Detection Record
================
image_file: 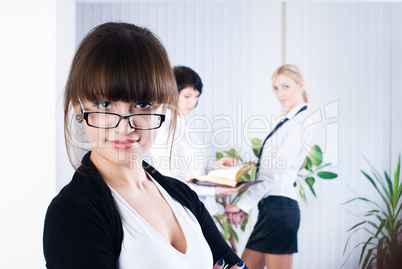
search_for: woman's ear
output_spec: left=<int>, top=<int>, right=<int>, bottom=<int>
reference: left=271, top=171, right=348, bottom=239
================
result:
left=72, top=100, right=84, bottom=123
left=162, top=96, right=170, bottom=113
left=298, top=81, right=305, bottom=94
left=299, top=81, right=305, bottom=89
left=71, top=100, right=81, bottom=115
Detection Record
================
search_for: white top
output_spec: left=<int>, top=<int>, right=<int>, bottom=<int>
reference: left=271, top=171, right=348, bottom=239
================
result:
left=109, top=175, right=213, bottom=268
left=147, top=110, right=219, bottom=215
left=237, top=103, right=314, bottom=213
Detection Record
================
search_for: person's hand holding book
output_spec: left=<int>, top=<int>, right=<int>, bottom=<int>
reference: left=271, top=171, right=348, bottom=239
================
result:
left=225, top=204, right=246, bottom=228
left=215, top=183, right=246, bottom=196
left=211, top=157, right=237, bottom=170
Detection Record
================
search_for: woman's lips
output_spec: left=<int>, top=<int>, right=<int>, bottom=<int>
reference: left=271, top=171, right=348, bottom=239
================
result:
left=108, top=140, right=138, bottom=150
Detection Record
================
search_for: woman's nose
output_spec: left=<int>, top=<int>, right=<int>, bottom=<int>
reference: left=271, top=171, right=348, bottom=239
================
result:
left=117, top=118, right=135, bottom=134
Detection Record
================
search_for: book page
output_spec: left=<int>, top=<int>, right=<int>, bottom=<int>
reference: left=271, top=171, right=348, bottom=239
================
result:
left=207, top=167, right=239, bottom=181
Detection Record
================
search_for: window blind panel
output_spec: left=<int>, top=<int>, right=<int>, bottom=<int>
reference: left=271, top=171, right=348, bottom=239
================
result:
left=286, top=3, right=394, bottom=269
left=391, top=4, right=402, bottom=173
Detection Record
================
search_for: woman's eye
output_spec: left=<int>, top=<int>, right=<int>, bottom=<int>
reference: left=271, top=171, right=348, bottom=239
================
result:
left=136, top=102, right=153, bottom=109
left=94, top=101, right=113, bottom=109
left=284, top=85, right=289, bottom=89
left=273, top=87, right=278, bottom=91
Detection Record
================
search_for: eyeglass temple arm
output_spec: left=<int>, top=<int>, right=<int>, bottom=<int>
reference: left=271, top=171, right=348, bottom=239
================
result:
left=77, top=98, right=84, bottom=115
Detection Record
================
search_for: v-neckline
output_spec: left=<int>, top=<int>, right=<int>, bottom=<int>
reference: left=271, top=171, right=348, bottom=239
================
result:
left=109, top=175, right=189, bottom=256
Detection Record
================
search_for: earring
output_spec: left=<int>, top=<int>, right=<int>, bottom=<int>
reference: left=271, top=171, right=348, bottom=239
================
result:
left=76, top=114, right=83, bottom=123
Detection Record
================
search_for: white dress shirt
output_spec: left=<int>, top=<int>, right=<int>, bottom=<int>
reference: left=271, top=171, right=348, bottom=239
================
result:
left=147, top=110, right=219, bottom=215
left=110, top=175, right=213, bottom=268
left=236, top=103, right=313, bottom=213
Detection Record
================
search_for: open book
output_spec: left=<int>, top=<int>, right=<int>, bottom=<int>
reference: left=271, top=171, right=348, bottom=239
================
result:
left=186, top=165, right=262, bottom=188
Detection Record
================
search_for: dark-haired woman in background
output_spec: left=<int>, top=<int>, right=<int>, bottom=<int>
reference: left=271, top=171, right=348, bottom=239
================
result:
left=149, top=65, right=242, bottom=216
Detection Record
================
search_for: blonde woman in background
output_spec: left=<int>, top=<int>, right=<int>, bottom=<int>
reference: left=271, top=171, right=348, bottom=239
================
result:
left=226, top=64, right=313, bottom=269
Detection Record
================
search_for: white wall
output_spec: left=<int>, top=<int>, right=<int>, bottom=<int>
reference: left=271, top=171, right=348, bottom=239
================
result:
left=0, top=1, right=56, bottom=268
left=0, top=1, right=399, bottom=268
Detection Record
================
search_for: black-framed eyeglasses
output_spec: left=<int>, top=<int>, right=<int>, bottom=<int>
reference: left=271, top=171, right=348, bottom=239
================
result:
left=79, top=102, right=165, bottom=130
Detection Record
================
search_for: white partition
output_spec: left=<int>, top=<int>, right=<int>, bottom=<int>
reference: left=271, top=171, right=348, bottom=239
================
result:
left=286, top=2, right=401, bottom=268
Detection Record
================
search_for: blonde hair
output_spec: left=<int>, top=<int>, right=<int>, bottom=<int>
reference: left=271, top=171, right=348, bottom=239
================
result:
left=272, top=64, right=308, bottom=103
left=64, top=22, right=178, bottom=169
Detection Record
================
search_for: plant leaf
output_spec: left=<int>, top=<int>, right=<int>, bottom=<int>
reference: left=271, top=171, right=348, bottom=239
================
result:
left=363, top=209, right=380, bottom=217
left=305, top=157, right=313, bottom=171
left=238, top=173, right=251, bottom=183
left=295, top=180, right=307, bottom=203
left=240, top=214, right=249, bottom=232
left=362, top=170, right=393, bottom=218
left=342, top=242, right=366, bottom=268
left=305, top=176, right=315, bottom=186
left=317, top=171, right=338, bottom=179
left=224, top=148, right=243, bottom=163
left=342, top=197, right=381, bottom=209
left=316, top=162, right=332, bottom=170
left=229, top=225, right=239, bottom=243
left=221, top=217, right=230, bottom=241
left=362, top=248, right=374, bottom=269
left=309, top=145, right=323, bottom=166
left=347, top=221, right=366, bottom=232
left=384, top=171, right=394, bottom=207
left=251, top=138, right=262, bottom=157
left=299, top=158, right=307, bottom=172
left=305, top=176, right=316, bottom=197
left=216, top=152, right=224, bottom=160
left=394, top=154, right=401, bottom=202
left=393, top=155, right=401, bottom=214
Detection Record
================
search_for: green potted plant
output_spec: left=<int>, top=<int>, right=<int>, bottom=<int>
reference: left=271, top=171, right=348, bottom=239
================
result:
left=343, top=154, right=401, bottom=269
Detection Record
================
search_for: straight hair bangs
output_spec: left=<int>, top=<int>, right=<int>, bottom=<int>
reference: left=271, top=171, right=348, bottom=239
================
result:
left=66, top=23, right=177, bottom=106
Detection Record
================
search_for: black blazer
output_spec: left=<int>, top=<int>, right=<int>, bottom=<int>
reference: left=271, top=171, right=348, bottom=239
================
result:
left=43, top=152, right=240, bottom=268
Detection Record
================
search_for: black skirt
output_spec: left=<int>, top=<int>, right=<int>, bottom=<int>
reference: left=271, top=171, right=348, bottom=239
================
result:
left=245, top=195, right=300, bottom=254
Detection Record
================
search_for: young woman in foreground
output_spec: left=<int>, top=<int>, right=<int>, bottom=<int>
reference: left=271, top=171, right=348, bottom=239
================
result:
left=226, top=64, right=313, bottom=269
left=43, top=22, right=246, bottom=269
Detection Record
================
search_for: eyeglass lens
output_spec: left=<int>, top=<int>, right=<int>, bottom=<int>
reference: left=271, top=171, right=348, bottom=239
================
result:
left=87, top=113, right=161, bottom=129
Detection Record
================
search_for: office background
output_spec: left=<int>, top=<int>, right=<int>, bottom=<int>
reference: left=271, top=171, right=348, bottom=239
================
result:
left=1, top=0, right=401, bottom=268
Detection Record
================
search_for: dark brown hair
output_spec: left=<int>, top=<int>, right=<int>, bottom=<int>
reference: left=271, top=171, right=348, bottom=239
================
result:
left=64, top=22, right=178, bottom=168
left=173, top=66, right=203, bottom=95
